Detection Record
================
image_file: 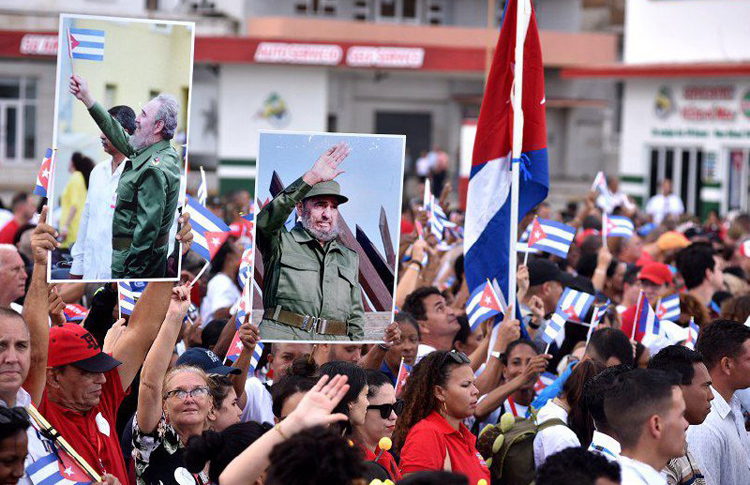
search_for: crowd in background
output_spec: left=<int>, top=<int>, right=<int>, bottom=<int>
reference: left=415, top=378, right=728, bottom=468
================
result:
left=2, top=155, right=750, bottom=485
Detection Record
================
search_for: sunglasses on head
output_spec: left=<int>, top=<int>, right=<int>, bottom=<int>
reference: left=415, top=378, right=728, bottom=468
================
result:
left=444, top=350, right=470, bottom=365
left=367, top=399, right=404, bottom=419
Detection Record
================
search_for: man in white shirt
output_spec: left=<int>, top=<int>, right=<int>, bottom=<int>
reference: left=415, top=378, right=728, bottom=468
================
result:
left=687, top=320, right=750, bottom=485
left=605, top=369, right=689, bottom=485
left=646, top=179, right=685, bottom=225
left=70, top=105, right=135, bottom=280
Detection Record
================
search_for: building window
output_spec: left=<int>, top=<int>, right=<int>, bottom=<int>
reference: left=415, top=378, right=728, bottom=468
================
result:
left=376, top=0, right=421, bottom=23
left=426, top=0, right=446, bottom=25
left=295, top=0, right=337, bottom=15
left=354, top=0, right=370, bottom=20
left=0, top=77, right=37, bottom=164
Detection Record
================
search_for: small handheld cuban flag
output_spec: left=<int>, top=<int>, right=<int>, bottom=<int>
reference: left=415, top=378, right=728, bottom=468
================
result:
left=225, top=330, right=243, bottom=364
left=34, top=148, right=54, bottom=197
left=466, top=280, right=503, bottom=331
left=592, top=299, right=610, bottom=325
left=685, top=317, right=699, bottom=349
left=527, top=217, right=576, bottom=258
left=197, top=166, right=207, bottom=206
left=604, top=215, right=635, bottom=238
left=185, top=194, right=231, bottom=261
left=118, top=281, right=146, bottom=316
left=635, top=290, right=661, bottom=339
left=238, top=247, right=253, bottom=290
left=63, top=303, right=88, bottom=322
left=235, top=274, right=252, bottom=329
left=541, top=311, right=567, bottom=347
left=26, top=449, right=93, bottom=485
left=557, top=287, right=596, bottom=324
left=591, top=171, right=609, bottom=194
left=656, top=294, right=681, bottom=322
left=68, top=27, right=105, bottom=61
left=250, top=342, right=264, bottom=374
left=534, top=371, right=557, bottom=393
left=395, top=357, right=412, bottom=397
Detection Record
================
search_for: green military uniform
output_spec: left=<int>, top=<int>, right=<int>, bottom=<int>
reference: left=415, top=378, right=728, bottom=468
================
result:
left=88, top=102, right=181, bottom=279
left=257, top=176, right=365, bottom=341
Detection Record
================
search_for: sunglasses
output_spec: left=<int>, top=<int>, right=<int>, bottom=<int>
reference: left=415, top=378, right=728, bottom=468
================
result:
left=367, top=400, right=404, bottom=419
left=0, top=406, right=29, bottom=425
left=443, top=350, right=470, bottom=365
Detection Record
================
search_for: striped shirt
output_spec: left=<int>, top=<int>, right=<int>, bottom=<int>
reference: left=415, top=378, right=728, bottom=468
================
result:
left=664, top=447, right=707, bottom=485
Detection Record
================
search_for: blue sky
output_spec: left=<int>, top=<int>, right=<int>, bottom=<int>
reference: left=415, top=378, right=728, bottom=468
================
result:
left=256, top=131, right=405, bottom=258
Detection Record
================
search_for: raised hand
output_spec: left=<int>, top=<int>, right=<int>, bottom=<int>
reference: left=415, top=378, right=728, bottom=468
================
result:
left=47, top=285, right=66, bottom=326
left=517, top=264, right=530, bottom=301
left=520, top=353, right=552, bottom=385
left=68, top=74, right=95, bottom=108
left=239, top=317, right=261, bottom=351
left=176, top=212, right=193, bottom=256
left=284, top=374, right=350, bottom=433
left=30, top=206, right=59, bottom=266
left=303, top=142, right=351, bottom=186
left=167, top=285, right=191, bottom=319
left=381, top=321, right=401, bottom=349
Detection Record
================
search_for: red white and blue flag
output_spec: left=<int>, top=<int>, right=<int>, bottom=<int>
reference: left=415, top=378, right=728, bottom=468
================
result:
left=34, top=148, right=54, bottom=197
left=225, top=330, right=243, bottom=363
left=185, top=194, right=231, bottom=261
left=604, top=215, right=635, bottom=239
left=635, top=290, right=661, bottom=339
left=466, top=280, right=503, bottom=331
left=685, top=318, right=699, bottom=349
left=26, top=446, right=93, bottom=485
left=238, top=247, right=253, bottom=290
left=656, top=293, right=681, bottom=322
left=395, top=357, right=413, bottom=397
left=543, top=288, right=595, bottom=346
left=63, top=303, right=88, bottom=322
left=527, top=217, right=576, bottom=258
left=464, top=0, right=548, bottom=338
left=118, top=281, right=146, bottom=316
left=68, top=27, right=105, bottom=62
left=235, top=272, right=252, bottom=329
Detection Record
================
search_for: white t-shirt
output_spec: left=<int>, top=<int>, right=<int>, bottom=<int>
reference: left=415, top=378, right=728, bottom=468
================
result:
left=200, top=272, right=241, bottom=324
left=241, top=377, right=274, bottom=425
left=646, top=194, right=685, bottom=224
left=533, top=399, right=580, bottom=468
left=416, top=343, right=437, bottom=363
left=618, top=455, right=668, bottom=485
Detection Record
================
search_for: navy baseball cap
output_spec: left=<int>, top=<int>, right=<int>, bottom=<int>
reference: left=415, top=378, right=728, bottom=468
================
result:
left=175, top=348, right=241, bottom=375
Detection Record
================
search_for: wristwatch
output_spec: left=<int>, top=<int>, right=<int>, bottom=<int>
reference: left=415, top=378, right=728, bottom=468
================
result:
left=491, top=350, right=504, bottom=362
left=528, top=317, right=541, bottom=330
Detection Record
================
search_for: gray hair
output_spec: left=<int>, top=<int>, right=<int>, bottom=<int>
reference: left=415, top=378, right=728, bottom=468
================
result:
left=153, top=94, right=179, bottom=140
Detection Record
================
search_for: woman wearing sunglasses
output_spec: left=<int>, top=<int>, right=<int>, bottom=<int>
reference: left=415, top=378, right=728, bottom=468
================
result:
left=133, top=287, right=214, bottom=485
left=351, top=370, right=404, bottom=481
left=394, top=350, right=489, bottom=484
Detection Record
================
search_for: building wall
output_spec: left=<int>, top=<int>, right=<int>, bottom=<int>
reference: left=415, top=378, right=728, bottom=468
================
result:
left=624, top=0, right=750, bottom=64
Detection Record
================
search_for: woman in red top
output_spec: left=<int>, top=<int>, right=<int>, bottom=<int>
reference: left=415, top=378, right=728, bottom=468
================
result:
left=394, top=350, right=490, bottom=484
left=352, top=370, right=403, bottom=481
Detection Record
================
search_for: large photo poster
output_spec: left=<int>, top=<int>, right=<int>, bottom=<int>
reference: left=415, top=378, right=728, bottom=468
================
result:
left=47, top=14, right=194, bottom=282
left=251, top=131, right=405, bottom=343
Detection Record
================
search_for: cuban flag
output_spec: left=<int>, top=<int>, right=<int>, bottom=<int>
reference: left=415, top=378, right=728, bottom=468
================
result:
left=466, top=281, right=503, bottom=331
left=225, top=330, right=243, bottom=364
left=557, top=287, right=596, bottom=324
left=541, top=310, right=567, bottom=346
left=591, top=171, right=609, bottom=194
left=635, top=290, right=661, bottom=339
left=464, top=0, right=549, bottom=335
left=63, top=303, right=88, bottom=322
left=26, top=449, right=92, bottom=485
left=250, top=342, right=264, bottom=374
left=185, top=194, right=231, bottom=261
left=656, top=293, right=681, bottom=322
left=592, top=300, right=610, bottom=325
left=34, top=148, right=54, bottom=197
left=395, top=358, right=413, bottom=397
left=118, top=281, right=146, bottom=316
left=527, top=217, right=576, bottom=258
left=235, top=274, right=252, bottom=329
left=238, top=247, right=253, bottom=290
left=197, top=166, right=207, bottom=206
left=604, top=215, right=634, bottom=238
left=534, top=371, right=557, bottom=393
left=68, top=27, right=105, bottom=61
left=427, top=195, right=455, bottom=240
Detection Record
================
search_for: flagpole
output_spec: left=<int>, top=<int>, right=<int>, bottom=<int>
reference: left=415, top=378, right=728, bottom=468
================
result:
left=586, top=304, right=598, bottom=343
left=189, top=260, right=210, bottom=288
left=632, top=291, right=642, bottom=340
left=508, top=0, right=531, bottom=308
left=116, top=284, right=122, bottom=321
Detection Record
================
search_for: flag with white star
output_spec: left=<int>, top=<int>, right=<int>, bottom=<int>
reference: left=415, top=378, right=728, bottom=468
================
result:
left=34, top=148, right=54, bottom=197
left=185, top=194, right=231, bottom=261
left=466, top=280, right=504, bottom=331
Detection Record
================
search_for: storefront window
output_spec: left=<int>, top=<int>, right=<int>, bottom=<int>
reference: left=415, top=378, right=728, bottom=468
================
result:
left=0, top=77, right=38, bottom=164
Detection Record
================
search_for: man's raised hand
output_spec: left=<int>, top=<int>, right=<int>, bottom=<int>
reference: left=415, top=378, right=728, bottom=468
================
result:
left=303, top=142, right=351, bottom=186
left=68, top=74, right=95, bottom=109
left=31, top=206, right=59, bottom=266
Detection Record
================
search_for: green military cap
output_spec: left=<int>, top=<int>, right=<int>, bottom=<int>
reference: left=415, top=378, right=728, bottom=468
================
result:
left=303, top=180, right=348, bottom=204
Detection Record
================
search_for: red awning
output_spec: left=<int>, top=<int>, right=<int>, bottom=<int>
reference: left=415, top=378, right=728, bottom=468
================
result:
left=561, top=62, right=750, bottom=79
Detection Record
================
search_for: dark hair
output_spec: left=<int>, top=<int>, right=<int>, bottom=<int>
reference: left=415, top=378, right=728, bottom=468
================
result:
left=265, top=426, right=366, bottom=485
left=10, top=192, right=28, bottom=212
left=583, top=364, right=631, bottom=434
left=719, top=295, right=750, bottom=323
left=502, top=338, right=538, bottom=365
left=211, top=240, right=239, bottom=276
left=183, top=421, right=272, bottom=484
left=70, top=152, right=95, bottom=189
left=207, top=374, right=234, bottom=409
left=648, top=345, right=705, bottom=385
left=0, top=407, right=30, bottom=441
left=108, top=105, right=136, bottom=135
left=587, top=328, right=634, bottom=367
left=452, top=315, right=472, bottom=347
left=395, top=311, right=421, bottom=340
left=398, top=471, right=470, bottom=485
left=623, top=263, right=640, bottom=286
left=318, top=361, right=368, bottom=430
left=392, top=350, right=467, bottom=450
left=11, top=223, right=35, bottom=247
left=271, top=356, right=317, bottom=418
left=401, top=286, right=443, bottom=321
left=604, top=369, right=681, bottom=449
left=365, top=369, right=393, bottom=399
left=634, top=341, right=648, bottom=367
left=562, top=359, right=606, bottom=447
left=200, top=318, right=227, bottom=350
left=535, top=447, right=621, bottom=485
left=695, top=319, right=750, bottom=372
left=675, top=242, right=716, bottom=290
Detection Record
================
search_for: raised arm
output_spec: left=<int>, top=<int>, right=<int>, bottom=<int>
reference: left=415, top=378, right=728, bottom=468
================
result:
left=112, top=281, right=173, bottom=391
left=137, top=286, right=190, bottom=434
left=69, top=74, right=135, bottom=158
left=22, top=206, right=58, bottom=405
left=229, top=318, right=260, bottom=410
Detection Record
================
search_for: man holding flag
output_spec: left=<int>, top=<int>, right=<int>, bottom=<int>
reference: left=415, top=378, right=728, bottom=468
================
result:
left=464, top=0, right=549, bottom=346
left=69, top=74, right=182, bottom=279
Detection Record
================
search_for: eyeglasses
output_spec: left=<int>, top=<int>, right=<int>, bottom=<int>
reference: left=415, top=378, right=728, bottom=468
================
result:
left=444, top=350, right=470, bottom=365
left=0, top=406, right=29, bottom=424
left=164, top=386, right=210, bottom=401
left=367, top=400, right=404, bottom=419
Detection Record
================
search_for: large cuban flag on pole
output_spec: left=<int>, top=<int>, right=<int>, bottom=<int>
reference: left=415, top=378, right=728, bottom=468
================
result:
left=464, top=0, right=549, bottom=339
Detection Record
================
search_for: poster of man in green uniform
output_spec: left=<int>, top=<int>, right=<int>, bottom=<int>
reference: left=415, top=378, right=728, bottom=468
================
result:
left=48, top=15, right=194, bottom=282
left=254, top=132, right=405, bottom=342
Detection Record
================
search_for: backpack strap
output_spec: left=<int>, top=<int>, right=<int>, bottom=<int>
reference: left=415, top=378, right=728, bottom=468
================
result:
left=537, top=417, right=568, bottom=432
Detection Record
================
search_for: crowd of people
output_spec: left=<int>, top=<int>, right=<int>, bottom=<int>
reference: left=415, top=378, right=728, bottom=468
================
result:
left=2, top=167, right=750, bottom=485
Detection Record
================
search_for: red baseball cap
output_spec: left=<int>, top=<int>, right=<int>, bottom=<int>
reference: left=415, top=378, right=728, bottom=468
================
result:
left=48, top=323, right=121, bottom=373
left=638, top=262, right=673, bottom=286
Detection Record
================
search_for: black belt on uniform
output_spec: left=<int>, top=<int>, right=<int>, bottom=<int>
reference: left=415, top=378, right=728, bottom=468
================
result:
left=263, top=307, right=348, bottom=336
left=112, top=233, right=170, bottom=251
